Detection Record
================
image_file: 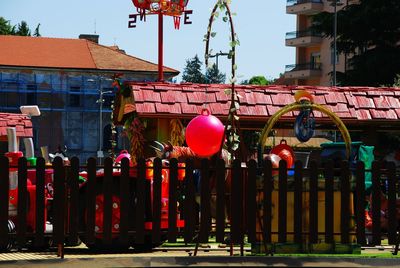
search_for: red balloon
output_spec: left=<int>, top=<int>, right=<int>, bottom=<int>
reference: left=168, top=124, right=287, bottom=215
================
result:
left=185, top=109, right=225, bottom=157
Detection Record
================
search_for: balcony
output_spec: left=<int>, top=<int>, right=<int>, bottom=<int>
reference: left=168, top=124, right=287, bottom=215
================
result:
left=284, top=62, right=322, bottom=79
left=286, top=0, right=324, bottom=15
left=285, top=30, right=323, bottom=47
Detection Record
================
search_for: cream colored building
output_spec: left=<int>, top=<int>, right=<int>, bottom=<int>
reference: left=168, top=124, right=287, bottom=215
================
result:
left=284, top=0, right=358, bottom=86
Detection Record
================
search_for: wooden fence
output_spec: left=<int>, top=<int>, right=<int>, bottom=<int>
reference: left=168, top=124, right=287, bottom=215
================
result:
left=0, top=156, right=399, bottom=257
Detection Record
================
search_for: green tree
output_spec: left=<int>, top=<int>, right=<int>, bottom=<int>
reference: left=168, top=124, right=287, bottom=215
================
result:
left=0, top=17, right=15, bottom=35
left=205, top=63, right=226, bottom=84
left=15, top=21, right=31, bottom=36
left=182, top=55, right=206, bottom=83
left=248, top=76, right=270, bottom=85
left=311, top=0, right=400, bottom=86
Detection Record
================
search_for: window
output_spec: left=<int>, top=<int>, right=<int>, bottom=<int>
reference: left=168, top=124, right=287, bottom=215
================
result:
left=69, top=86, right=81, bottom=107
left=26, top=84, right=37, bottom=105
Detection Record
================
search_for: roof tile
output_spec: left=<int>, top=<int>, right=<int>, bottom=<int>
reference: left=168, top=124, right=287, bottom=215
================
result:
left=325, top=92, right=347, bottom=104
left=136, top=103, right=155, bottom=113
left=387, top=96, right=400, bottom=108
left=181, top=103, right=201, bottom=114
left=253, top=92, right=272, bottom=105
left=370, top=110, right=394, bottom=119
left=373, top=96, right=391, bottom=109
left=355, top=109, right=372, bottom=120
left=141, top=90, right=161, bottom=102
left=355, top=96, right=375, bottom=109
left=155, top=103, right=182, bottom=114
left=187, top=92, right=216, bottom=104
left=270, top=94, right=293, bottom=106
left=161, top=91, right=187, bottom=103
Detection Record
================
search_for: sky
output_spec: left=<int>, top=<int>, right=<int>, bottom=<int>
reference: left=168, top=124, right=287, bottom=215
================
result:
left=1, top=0, right=296, bottom=83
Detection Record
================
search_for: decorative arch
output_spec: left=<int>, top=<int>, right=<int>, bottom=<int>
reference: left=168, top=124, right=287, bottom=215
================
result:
left=259, top=102, right=352, bottom=158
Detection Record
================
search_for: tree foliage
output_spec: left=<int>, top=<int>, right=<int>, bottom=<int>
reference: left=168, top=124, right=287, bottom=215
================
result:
left=205, top=63, right=226, bottom=84
left=0, top=17, right=41, bottom=37
left=311, top=0, right=400, bottom=86
left=182, top=55, right=206, bottom=83
left=248, top=76, right=271, bottom=86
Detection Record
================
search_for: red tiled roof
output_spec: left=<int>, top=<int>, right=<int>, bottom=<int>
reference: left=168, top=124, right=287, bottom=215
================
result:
left=0, top=35, right=179, bottom=74
left=125, top=82, right=400, bottom=127
left=0, top=113, right=33, bottom=140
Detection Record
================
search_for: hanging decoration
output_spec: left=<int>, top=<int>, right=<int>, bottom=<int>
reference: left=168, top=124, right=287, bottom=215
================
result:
left=294, top=90, right=315, bottom=142
left=129, top=0, right=192, bottom=81
left=204, top=0, right=241, bottom=159
left=185, top=108, right=225, bottom=158
left=170, top=118, right=185, bottom=146
left=259, top=90, right=353, bottom=159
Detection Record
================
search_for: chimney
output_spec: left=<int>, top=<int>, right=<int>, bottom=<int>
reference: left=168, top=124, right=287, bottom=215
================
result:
left=79, top=34, right=99, bottom=44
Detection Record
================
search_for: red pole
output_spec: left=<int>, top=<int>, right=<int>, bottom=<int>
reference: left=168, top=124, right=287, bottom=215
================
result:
left=158, top=11, right=164, bottom=82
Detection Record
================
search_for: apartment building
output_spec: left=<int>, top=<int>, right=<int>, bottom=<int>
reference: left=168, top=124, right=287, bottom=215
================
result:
left=284, top=0, right=356, bottom=86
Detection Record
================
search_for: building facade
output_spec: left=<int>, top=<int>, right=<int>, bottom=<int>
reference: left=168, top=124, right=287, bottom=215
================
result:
left=0, top=35, right=179, bottom=162
left=284, top=0, right=358, bottom=86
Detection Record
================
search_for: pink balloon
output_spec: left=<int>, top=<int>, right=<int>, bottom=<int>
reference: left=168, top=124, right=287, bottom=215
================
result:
left=185, top=109, right=225, bottom=157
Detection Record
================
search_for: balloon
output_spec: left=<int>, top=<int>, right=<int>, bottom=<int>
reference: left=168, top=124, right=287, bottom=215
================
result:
left=185, top=109, right=225, bottom=158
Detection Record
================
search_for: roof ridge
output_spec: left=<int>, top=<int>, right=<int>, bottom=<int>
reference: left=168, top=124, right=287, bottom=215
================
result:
left=84, top=39, right=98, bottom=69
left=88, top=40, right=179, bottom=73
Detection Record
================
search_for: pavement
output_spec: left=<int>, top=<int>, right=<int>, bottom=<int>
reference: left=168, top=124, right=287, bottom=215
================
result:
left=1, top=244, right=400, bottom=267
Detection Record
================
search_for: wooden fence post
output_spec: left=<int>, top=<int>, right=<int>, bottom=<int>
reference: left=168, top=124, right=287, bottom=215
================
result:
left=294, top=160, right=303, bottom=244
left=151, top=158, right=162, bottom=245
left=387, top=161, right=397, bottom=245
left=246, top=159, right=257, bottom=244
left=309, top=161, right=318, bottom=244
left=0, top=157, right=10, bottom=250
left=371, top=161, right=381, bottom=246
left=52, top=157, right=65, bottom=258
left=168, top=158, right=178, bottom=243
left=67, top=157, right=79, bottom=246
left=278, top=160, right=287, bottom=243
left=340, top=161, right=350, bottom=244
left=215, top=158, right=226, bottom=244
left=324, top=160, right=334, bottom=244
left=355, top=161, right=366, bottom=245
left=199, top=159, right=211, bottom=243
left=263, top=159, right=273, bottom=244
left=17, top=157, right=27, bottom=249
left=183, top=158, right=195, bottom=244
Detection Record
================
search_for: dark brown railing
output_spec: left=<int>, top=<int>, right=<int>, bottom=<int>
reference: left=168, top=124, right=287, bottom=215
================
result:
left=0, top=156, right=399, bottom=257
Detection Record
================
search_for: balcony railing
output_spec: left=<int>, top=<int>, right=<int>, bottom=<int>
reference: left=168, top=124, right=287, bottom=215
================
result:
left=287, top=0, right=323, bottom=6
left=285, top=30, right=322, bottom=40
left=285, top=62, right=322, bottom=72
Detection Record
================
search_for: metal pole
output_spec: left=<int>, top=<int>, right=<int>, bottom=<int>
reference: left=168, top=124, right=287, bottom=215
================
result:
left=99, top=83, right=103, bottom=164
left=333, top=0, right=337, bottom=86
left=158, top=12, right=164, bottom=82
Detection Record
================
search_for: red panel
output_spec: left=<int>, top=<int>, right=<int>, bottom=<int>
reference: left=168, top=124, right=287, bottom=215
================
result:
left=160, top=91, right=187, bottom=103
left=23, top=120, right=32, bottom=127
left=253, top=92, right=272, bottom=105
left=141, top=90, right=161, bottom=102
left=186, top=92, right=211, bottom=103
left=209, top=103, right=229, bottom=115
left=237, top=106, right=250, bottom=115
left=325, top=92, right=347, bottom=104
left=180, top=103, right=201, bottom=114
left=330, top=103, right=350, bottom=113
left=252, top=105, right=269, bottom=116
left=396, top=109, right=400, bottom=119
left=24, top=129, right=33, bottom=137
left=215, top=91, right=229, bottom=102
left=133, top=90, right=144, bottom=102
left=387, top=96, right=400, bottom=108
left=266, top=105, right=281, bottom=116
left=240, top=92, right=257, bottom=105
left=270, top=94, right=293, bottom=106
left=367, top=90, right=395, bottom=96
left=136, top=103, right=156, bottom=114
left=355, top=109, right=372, bottom=120
left=344, top=93, right=357, bottom=107
left=0, top=128, right=6, bottom=136
left=155, top=103, right=182, bottom=114
left=313, top=95, right=326, bottom=105
left=355, top=96, right=375, bottom=109
left=373, top=96, right=391, bottom=109
left=370, top=110, right=391, bottom=119
left=0, top=121, right=7, bottom=127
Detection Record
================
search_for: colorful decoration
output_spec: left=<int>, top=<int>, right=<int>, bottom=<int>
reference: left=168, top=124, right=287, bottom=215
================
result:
left=259, top=90, right=352, bottom=159
left=270, top=139, right=295, bottom=169
left=294, top=90, right=315, bottom=142
left=132, top=0, right=188, bottom=16
left=169, top=119, right=185, bottom=146
left=185, top=108, right=225, bottom=158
